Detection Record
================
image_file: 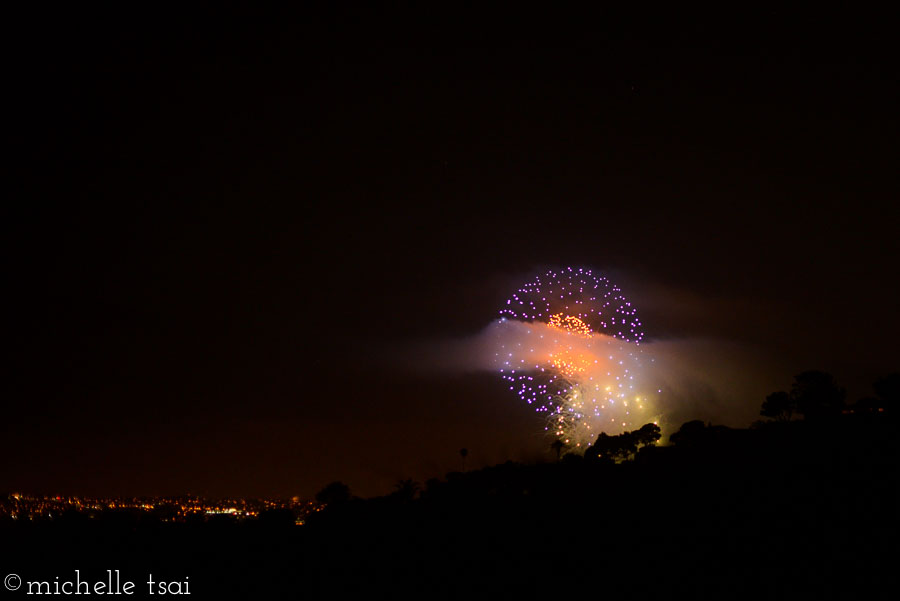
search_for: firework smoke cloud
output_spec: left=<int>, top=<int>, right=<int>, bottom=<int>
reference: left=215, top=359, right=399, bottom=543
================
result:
left=492, top=267, right=660, bottom=449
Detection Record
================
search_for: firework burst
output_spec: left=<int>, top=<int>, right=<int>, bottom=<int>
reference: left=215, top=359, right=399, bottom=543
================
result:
left=493, top=267, right=659, bottom=450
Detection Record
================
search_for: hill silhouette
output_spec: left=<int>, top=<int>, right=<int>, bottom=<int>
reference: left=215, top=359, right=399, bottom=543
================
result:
left=3, top=410, right=895, bottom=599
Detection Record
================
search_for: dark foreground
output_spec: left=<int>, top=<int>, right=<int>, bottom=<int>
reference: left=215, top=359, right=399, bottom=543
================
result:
left=3, top=416, right=897, bottom=599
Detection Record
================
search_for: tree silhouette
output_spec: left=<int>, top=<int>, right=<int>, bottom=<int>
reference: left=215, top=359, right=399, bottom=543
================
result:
left=669, top=420, right=707, bottom=446
left=615, top=431, right=639, bottom=460
left=584, top=432, right=615, bottom=462
left=791, top=370, right=845, bottom=420
left=873, top=372, right=899, bottom=414
left=584, top=424, right=657, bottom=462
left=761, top=390, right=794, bottom=421
left=392, top=479, right=420, bottom=503
left=459, top=448, right=468, bottom=472
left=634, top=423, right=662, bottom=447
left=550, top=439, right=566, bottom=462
left=315, top=481, right=351, bottom=507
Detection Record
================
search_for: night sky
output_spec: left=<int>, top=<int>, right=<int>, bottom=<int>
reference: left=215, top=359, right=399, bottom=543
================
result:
left=4, top=9, right=898, bottom=498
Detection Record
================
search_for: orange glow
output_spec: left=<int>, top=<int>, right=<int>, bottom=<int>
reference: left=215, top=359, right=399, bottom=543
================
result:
left=548, top=349, right=594, bottom=377
left=548, top=313, right=592, bottom=336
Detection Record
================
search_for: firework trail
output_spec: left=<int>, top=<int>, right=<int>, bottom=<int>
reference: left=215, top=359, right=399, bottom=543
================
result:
left=492, top=267, right=659, bottom=450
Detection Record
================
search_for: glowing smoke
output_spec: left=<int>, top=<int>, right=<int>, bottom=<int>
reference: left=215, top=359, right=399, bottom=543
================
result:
left=489, top=267, right=657, bottom=448
left=401, top=267, right=787, bottom=442
left=488, top=318, right=658, bottom=449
